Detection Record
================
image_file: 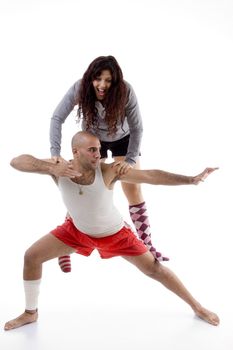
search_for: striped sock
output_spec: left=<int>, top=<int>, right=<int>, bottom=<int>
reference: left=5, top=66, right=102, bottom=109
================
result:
left=58, top=255, right=71, bottom=273
left=129, top=202, right=169, bottom=262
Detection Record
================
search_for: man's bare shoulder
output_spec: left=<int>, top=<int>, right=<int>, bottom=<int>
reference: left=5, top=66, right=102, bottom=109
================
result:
left=100, top=162, right=120, bottom=187
left=100, top=162, right=116, bottom=172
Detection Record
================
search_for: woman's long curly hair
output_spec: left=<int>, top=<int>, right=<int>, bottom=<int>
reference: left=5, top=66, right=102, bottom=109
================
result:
left=76, top=55, right=127, bottom=135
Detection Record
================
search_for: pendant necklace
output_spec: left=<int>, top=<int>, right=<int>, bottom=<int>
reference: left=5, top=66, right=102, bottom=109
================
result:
left=78, top=184, right=83, bottom=195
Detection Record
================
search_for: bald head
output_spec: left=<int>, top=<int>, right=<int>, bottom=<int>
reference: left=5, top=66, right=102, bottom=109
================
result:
left=71, top=131, right=99, bottom=150
left=71, top=131, right=101, bottom=168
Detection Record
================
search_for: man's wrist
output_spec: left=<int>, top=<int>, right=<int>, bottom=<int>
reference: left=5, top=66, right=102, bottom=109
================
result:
left=189, top=176, right=195, bottom=184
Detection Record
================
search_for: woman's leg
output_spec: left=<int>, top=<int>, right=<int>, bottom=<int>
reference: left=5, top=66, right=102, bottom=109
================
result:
left=58, top=214, right=73, bottom=272
left=114, top=156, right=168, bottom=261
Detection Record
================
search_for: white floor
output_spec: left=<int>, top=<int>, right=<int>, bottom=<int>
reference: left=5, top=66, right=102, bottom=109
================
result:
left=1, top=306, right=232, bottom=350
left=1, top=233, right=232, bottom=350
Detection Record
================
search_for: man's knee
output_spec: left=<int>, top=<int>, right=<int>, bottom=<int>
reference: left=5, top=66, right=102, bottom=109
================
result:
left=142, top=260, right=162, bottom=277
left=24, top=247, right=41, bottom=266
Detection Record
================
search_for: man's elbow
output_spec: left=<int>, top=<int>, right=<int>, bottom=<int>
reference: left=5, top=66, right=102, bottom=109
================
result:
left=10, top=156, right=20, bottom=169
left=10, top=155, right=28, bottom=170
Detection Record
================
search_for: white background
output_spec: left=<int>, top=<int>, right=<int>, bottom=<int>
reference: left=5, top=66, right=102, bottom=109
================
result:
left=1, top=0, right=233, bottom=349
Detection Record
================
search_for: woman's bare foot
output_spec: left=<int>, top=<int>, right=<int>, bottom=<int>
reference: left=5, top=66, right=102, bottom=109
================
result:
left=194, top=305, right=220, bottom=326
left=4, top=310, right=38, bottom=331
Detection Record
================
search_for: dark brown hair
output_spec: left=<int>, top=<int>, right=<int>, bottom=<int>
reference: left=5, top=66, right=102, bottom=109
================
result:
left=76, top=56, right=127, bottom=135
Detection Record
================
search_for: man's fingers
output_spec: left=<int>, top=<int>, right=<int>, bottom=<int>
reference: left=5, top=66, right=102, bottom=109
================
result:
left=206, top=167, right=219, bottom=173
left=202, top=167, right=219, bottom=179
left=194, top=167, right=219, bottom=185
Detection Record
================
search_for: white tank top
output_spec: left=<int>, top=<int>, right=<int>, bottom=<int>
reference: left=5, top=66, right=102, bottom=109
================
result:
left=58, top=166, right=124, bottom=237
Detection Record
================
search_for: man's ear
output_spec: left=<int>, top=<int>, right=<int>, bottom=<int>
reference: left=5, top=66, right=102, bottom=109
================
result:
left=72, top=147, right=79, bottom=156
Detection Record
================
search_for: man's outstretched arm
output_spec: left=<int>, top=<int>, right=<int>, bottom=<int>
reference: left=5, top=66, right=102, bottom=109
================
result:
left=118, top=167, right=218, bottom=186
left=10, top=154, right=80, bottom=178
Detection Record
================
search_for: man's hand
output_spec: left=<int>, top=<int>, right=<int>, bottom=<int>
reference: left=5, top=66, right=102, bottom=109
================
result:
left=192, top=167, right=219, bottom=185
left=112, top=161, right=133, bottom=175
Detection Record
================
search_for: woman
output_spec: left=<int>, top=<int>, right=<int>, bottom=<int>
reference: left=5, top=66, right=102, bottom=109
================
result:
left=50, top=55, right=167, bottom=272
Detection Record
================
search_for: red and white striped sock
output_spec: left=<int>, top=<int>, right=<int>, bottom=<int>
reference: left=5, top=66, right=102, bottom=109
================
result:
left=129, top=201, right=169, bottom=262
left=58, top=255, right=71, bottom=273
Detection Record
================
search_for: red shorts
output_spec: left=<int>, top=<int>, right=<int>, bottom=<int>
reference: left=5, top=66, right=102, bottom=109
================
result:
left=50, top=218, right=148, bottom=259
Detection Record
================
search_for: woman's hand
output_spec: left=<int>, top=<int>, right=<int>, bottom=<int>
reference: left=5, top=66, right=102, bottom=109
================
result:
left=51, top=157, right=82, bottom=178
left=51, top=161, right=82, bottom=179
left=52, top=156, right=67, bottom=164
left=112, top=161, right=133, bottom=175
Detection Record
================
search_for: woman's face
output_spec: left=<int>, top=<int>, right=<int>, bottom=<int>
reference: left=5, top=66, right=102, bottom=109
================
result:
left=92, top=69, right=112, bottom=100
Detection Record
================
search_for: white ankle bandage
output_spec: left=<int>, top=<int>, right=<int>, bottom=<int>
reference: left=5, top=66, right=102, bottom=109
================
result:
left=24, top=279, right=41, bottom=311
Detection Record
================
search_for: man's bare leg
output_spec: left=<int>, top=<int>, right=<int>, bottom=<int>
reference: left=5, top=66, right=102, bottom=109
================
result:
left=123, top=252, right=219, bottom=326
left=4, top=233, right=75, bottom=331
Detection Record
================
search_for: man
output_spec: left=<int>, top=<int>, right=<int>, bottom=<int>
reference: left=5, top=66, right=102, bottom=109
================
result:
left=4, top=131, right=219, bottom=330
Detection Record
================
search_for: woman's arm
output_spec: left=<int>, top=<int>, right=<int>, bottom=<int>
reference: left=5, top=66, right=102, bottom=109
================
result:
left=124, top=82, right=143, bottom=165
left=49, top=80, right=81, bottom=157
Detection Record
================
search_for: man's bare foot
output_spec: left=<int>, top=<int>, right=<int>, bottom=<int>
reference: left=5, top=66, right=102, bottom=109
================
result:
left=4, top=310, right=38, bottom=331
left=194, top=305, right=220, bottom=326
